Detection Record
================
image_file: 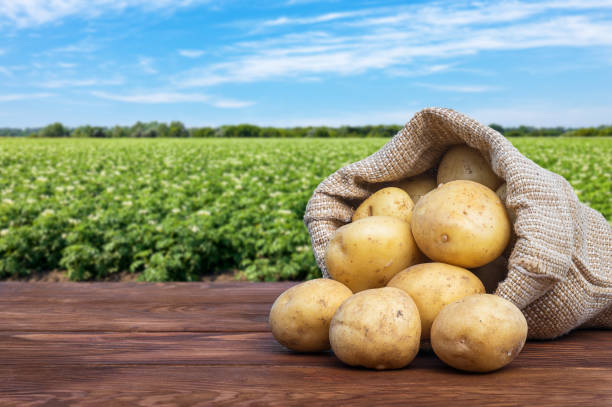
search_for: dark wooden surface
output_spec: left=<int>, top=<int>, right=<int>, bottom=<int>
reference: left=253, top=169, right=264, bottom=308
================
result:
left=0, top=282, right=610, bottom=406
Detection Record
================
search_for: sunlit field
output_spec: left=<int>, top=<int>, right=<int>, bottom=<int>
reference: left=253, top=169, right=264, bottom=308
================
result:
left=1, top=137, right=610, bottom=281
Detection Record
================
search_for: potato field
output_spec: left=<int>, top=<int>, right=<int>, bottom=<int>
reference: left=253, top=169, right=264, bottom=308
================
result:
left=0, top=137, right=610, bottom=281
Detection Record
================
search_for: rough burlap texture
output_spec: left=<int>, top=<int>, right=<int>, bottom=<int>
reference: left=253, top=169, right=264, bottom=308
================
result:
left=304, top=107, right=611, bottom=339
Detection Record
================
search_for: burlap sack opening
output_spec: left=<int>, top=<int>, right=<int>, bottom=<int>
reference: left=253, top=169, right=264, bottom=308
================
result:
left=304, top=107, right=611, bottom=339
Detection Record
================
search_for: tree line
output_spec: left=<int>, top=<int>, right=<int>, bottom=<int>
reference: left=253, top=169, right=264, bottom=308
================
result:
left=1, top=121, right=611, bottom=138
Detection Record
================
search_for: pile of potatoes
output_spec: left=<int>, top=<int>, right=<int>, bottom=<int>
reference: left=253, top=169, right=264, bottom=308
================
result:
left=269, top=145, right=527, bottom=373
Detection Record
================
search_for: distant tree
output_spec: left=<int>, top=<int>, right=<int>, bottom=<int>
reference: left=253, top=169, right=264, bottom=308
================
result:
left=366, top=125, right=402, bottom=138
left=259, top=127, right=281, bottom=138
left=157, top=123, right=170, bottom=138
left=130, top=121, right=160, bottom=137
left=71, top=126, right=108, bottom=138
left=110, top=125, right=129, bottom=138
left=233, top=124, right=261, bottom=138
left=568, top=127, right=600, bottom=137
left=489, top=123, right=504, bottom=134
left=306, top=127, right=330, bottom=137
left=168, top=121, right=189, bottom=138
left=71, top=126, right=90, bottom=138
left=39, top=122, right=69, bottom=138
left=190, top=127, right=215, bottom=137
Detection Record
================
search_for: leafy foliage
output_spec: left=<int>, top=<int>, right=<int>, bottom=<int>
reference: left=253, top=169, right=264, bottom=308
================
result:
left=3, top=122, right=612, bottom=138
left=0, top=137, right=610, bottom=281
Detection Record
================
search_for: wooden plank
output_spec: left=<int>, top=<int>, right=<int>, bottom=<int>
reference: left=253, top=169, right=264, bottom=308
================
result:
left=0, top=281, right=296, bottom=304
left=0, top=282, right=296, bottom=332
left=0, top=330, right=610, bottom=369
left=0, top=364, right=610, bottom=406
left=0, top=282, right=610, bottom=406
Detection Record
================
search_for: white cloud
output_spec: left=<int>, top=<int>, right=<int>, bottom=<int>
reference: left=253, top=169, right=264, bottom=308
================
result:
left=57, top=62, right=76, bottom=68
left=0, top=66, right=12, bottom=76
left=0, top=0, right=209, bottom=28
left=416, top=83, right=501, bottom=93
left=91, top=90, right=254, bottom=108
left=39, top=77, right=124, bottom=88
left=138, top=57, right=157, bottom=74
left=0, top=93, right=54, bottom=102
left=178, top=49, right=205, bottom=58
left=211, top=99, right=254, bottom=108
left=262, top=10, right=366, bottom=27
left=252, top=108, right=418, bottom=127
left=174, top=2, right=612, bottom=87
left=243, top=104, right=612, bottom=127
left=48, top=40, right=97, bottom=54
left=469, top=105, right=612, bottom=127
left=386, top=64, right=455, bottom=77
left=92, top=91, right=210, bottom=103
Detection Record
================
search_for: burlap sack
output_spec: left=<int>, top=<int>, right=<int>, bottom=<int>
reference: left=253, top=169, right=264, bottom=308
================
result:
left=304, top=107, right=611, bottom=339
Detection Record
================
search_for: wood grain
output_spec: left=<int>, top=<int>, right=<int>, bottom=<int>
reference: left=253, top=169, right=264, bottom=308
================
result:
left=0, top=282, right=610, bottom=406
left=0, top=281, right=296, bottom=332
left=1, top=331, right=610, bottom=369
left=1, top=365, right=610, bottom=407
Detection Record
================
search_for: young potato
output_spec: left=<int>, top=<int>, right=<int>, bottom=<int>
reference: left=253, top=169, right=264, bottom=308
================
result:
left=352, top=187, right=414, bottom=223
left=496, top=183, right=517, bottom=225
left=269, top=279, right=352, bottom=352
left=431, top=294, right=527, bottom=373
left=325, top=216, right=422, bottom=293
left=470, top=256, right=508, bottom=293
left=387, top=263, right=485, bottom=340
left=330, top=287, right=421, bottom=370
left=437, top=145, right=503, bottom=191
left=411, top=180, right=511, bottom=268
left=390, top=173, right=437, bottom=204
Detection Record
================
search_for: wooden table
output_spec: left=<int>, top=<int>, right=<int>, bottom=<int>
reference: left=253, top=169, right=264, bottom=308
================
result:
left=0, top=282, right=610, bottom=406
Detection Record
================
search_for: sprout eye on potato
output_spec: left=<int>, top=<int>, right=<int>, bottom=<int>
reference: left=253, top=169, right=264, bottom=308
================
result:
left=431, top=294, right=527, bottom=373
left=411, top=180, right=511, bottom=268
left=329, top=287, right=421, bottom=370
left=325, top=216, right=422, bottom=293
left=387, top=262, right=485, bottom=340
left=269, top=279, right=352, bottom=352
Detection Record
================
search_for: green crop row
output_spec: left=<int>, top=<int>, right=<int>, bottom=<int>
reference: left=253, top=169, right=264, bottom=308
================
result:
left=0, top=137, right=610, bottom=281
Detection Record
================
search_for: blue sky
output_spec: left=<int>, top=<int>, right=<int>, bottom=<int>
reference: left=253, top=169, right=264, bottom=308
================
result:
left=0, top=0, right=611, bottom=128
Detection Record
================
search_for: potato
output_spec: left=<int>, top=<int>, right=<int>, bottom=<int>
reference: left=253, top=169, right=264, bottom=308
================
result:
left=390, top=173, right=437, bottom=204
left=269, top=279, right=352, bottom=352
left=411, top=180, right=511, bottom=268
left=437, top=145, right=502, bottom=191
left=352, top=187, right=414, bottom=223
left=329, top=287, right=421, bottom=370
left=431, top=294, right=527, bottom=372
left=387, top=263, right=485, bottom=339
left=470, top=256, right=508, bottom=293
left=496, top=183, right=517, bottom=224
left=325, top=216, right=422, bottom=293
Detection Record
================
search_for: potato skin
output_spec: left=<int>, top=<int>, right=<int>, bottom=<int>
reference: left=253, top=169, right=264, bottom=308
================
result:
left=325, top=216, right=422, bottom=293
left=391, top=174, right=437, bottom=204
left=431, top=294, right=527, bottom=372
left=269, top=279, right=352, bottom=352
left=411, top=180, right=511, bottom=268
left=387, top=263, right=484, bottom=339
left=352, top=187, right=414, bottom=223
left=329, top=287, right=421, bottom=370
left=437, top=145, right=502, bottom=191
